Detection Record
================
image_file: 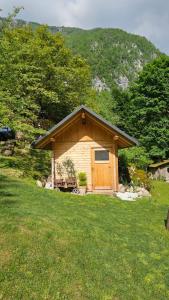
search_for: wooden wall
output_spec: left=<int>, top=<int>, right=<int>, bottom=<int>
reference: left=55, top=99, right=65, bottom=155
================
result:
left=53, top=115, right=118, bottom=191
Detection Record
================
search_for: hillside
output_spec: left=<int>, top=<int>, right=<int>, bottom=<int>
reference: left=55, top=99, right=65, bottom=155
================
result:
left=1, top=17, right=160, bottom=89
left=29, top=24, right=161, bottom=89
left=64, top=27, right=160, bottom=89
left=31, top=24, right=161, bottom=89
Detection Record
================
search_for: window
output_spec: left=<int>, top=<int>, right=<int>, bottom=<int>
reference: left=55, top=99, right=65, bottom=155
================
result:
left=95, top=150, right=109, bottom=161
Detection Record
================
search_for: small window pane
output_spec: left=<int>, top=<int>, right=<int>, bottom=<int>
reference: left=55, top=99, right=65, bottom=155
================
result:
left=95, top=150, right=109, bottom=161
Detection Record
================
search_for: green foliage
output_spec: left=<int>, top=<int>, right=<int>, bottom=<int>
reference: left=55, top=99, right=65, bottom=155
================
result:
left=119, top=147, right=153, bottom=170
left=1, top=15, right=160, bottom=89
left=65, top=28, right=159, bottom=89
left=0, top=25, right=92, bottom=132
left=0, top=7, right=24, bottom=32
left=0, top=11, right=166, bottom=181
left=127, top=55, right=169, bottom=160
left=89, top=90, right=119, bottom=124
left=129, top=165, right=152, bottom=191
left=0, top=10, right=92, bottom=179
left=111, top=86, right=131, bottom=131
left=0, top=150, right=51, bottom=179
left=56, top=162, right=64, bottom=178
left=78, top=172, right=87, bottom=186
left=62, top=157, right=76, bottom=178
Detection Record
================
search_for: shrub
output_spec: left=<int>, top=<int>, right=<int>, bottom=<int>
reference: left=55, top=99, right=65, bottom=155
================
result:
left=78, top=172, right=87, bottom=186
left=0, top=148, right=51, bottom=180
left=119, top=147, right=152, bottom=170
left=129, top=165, right=152, bottom=191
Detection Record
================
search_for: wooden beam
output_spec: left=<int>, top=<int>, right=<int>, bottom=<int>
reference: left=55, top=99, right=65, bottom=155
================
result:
left=81, top=112, right=86, bottom=124
left=113, top=135, right=119, bottom=141
left=115, top=143, right=119, bottom=192
left=51, top=140, right=56, bottom=189
left=50, top=137, right=56, bottom=143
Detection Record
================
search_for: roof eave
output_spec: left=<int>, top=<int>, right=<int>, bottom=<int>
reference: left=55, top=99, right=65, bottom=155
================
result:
left=32, top=105, right=139, bottom=149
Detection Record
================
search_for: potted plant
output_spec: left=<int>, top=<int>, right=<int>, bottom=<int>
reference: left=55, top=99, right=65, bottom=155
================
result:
left=55, top=162, right=65, bottom=187
left=78, top=172, right=87, bottom=195
left=63, top=157, right=77, bottom=188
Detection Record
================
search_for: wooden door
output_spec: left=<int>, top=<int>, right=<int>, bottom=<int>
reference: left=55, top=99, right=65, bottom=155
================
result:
left=92, top=147, right=113, bottom=190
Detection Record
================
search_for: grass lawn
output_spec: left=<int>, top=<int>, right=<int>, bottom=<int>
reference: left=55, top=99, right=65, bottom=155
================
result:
left=0, top=171, right=169, bottom=299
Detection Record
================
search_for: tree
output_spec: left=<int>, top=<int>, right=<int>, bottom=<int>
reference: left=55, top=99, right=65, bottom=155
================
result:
left=0, top=10, right=92, bottom=179
left=111, top=85, right=130, bottom=131
left=127, top=55, right=169, bottom=161
left=0, top=23, right=92, bottom=140
left=86, top=90, right=119, bottom=124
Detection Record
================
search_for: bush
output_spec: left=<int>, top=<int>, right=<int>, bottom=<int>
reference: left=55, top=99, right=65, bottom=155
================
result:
left=0, top=148, right=51, bottom=180
left=129, top=165, right=152, bottom=191
left=119, top=147, right=152, bottom=170
left=78, top=172, right=87, bottom=186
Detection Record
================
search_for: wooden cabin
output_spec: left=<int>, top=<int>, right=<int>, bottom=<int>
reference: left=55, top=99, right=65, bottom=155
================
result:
left=32, top=106, right=138, bottom=192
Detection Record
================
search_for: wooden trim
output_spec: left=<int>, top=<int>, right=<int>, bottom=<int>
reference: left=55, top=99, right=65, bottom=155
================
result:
left=51, top=142, right=55, bottom=189
left=114, top=143, right=119, bottom=191
left=91, top=146, right=94, bottom=191
left=51, top=152, right=54, bottom=189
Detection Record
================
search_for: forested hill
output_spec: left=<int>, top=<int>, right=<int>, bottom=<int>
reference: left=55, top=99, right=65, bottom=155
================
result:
left=2, top=17, right=160, bottom=89
left=63, top=28, right=160, bottom=89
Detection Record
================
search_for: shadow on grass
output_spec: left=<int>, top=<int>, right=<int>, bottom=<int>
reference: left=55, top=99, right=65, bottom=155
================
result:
left=0, top=174, right=18, bottom=203
left=0, top=199, right=17, bottom=207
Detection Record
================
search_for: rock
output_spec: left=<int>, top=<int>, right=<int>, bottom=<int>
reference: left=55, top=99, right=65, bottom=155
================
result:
left=118, top=184, right=126, bottom=193
left=3, top=149, right=13, bottom=156
left=137, top=188, right=151, bottom=197
left=36, top=180, right=43, bottom=188
left=126, top=186, right=134, bottom=193
left=46, top=175, right=52, bottom=183
left=45, top=182, right=53, bottom=189
left=92, top=76, right=110, bottom=92
left=135, top=187, right=142, bottom=192
left=15, top=131, right=24, bottom=141
left=115, top=192, right=138, bottom=201
left=116, top=75, right=129, bottom=89
left=0, top=141, right=6, bottom=146
left=79, top=187, right=86, bottom=195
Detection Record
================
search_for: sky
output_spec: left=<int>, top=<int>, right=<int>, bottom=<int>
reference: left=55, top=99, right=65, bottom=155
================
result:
left=1, top=0, right=169, bottom=54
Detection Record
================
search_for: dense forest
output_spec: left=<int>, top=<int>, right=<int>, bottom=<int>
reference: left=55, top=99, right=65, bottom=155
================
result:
left=0, top=10, right=169, bottom=180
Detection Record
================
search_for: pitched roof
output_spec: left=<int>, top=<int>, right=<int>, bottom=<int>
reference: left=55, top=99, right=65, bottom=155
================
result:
left=149, top=160, right=169, bottom=168
left=32, top=105, right=139, bottom=149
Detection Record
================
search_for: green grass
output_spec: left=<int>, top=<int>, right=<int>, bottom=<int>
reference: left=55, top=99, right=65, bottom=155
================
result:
left=0, top=171, right=169, bottom=300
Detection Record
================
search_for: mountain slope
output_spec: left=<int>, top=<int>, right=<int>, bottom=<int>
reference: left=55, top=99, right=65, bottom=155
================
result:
left=27, top=23, right=161, bottom=89
left=0, top=17, right=161, bottom=89
left=63, top=27, right=160, bottom=89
